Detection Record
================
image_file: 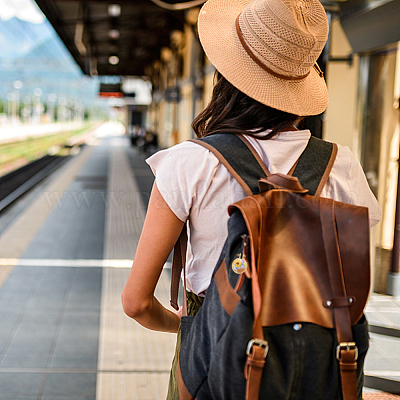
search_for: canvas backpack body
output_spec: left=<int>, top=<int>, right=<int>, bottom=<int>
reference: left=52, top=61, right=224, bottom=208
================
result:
left=171, top=134, right=370, bottom=400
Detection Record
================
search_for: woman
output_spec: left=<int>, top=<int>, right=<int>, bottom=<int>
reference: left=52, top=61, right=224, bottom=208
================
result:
left=122, top=0, right=382, bottom=397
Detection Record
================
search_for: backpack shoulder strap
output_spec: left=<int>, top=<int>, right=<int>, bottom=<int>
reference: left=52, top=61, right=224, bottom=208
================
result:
left=190, top=133, right=269, bottom=195
left=192, top=133, right=338, bottom=195
left=292, top=136, right=338, bottom=196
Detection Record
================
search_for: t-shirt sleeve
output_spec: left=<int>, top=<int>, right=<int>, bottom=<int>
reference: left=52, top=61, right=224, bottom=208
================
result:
left=321, top=145, right=382, bottom=227
left=146, top=141, right=220, bottom=222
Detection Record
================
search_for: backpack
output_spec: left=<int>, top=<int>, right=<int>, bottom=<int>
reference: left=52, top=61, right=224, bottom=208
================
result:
left=170, top=133, right=370, bottom=400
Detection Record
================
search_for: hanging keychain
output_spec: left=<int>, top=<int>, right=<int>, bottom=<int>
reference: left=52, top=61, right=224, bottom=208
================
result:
left=231, top=235, right=248, bottom=274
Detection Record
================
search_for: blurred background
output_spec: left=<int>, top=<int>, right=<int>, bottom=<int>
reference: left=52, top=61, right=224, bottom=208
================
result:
left=1, top=0, right=400, bottom=398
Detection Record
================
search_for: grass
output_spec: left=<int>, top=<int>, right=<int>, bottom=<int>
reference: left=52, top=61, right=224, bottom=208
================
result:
left=0, top=122, right=99, bottom=177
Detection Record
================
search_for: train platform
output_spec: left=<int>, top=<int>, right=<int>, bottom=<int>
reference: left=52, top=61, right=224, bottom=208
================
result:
left=0, top=122, right=89, bottom=145
left=0, top=121, right=398, bottom=399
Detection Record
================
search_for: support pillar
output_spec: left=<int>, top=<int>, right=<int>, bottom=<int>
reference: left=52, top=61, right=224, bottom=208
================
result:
left=387, top=98, right=400, bottom=297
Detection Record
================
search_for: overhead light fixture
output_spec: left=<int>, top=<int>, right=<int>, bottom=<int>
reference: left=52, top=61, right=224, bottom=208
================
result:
left=108, top=29, right=120, bottom=40
left=108, top=55, right=120, bottom=65
left=161, top=47, right=173, bottom=62
left=170, top=30, right=184, bottom=48
left=74, top=20, right=87, bottom=56
left=90, top=57, right=98, bottom=76
left=108, top=4, right=121, bottom=17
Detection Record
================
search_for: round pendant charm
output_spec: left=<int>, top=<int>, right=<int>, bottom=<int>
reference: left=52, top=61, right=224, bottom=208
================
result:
left=232, top=257, right=248, bottom=274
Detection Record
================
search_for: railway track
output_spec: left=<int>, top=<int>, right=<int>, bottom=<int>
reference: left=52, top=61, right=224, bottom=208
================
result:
left=0, top=153, right=71, bottom=213
left=0, top=124, right=100, bottom=214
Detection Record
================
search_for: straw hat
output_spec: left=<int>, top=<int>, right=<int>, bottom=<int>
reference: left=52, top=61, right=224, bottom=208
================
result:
left=197, top=0, right=329, bottom=116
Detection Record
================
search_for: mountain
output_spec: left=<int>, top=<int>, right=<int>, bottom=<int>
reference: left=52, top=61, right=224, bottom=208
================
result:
left=0, top=17, right=53, bottom=59
left=0, top=17, right=103, bottom=107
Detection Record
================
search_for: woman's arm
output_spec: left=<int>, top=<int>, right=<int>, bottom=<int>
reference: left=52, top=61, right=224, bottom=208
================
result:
left=121, top=182, right=185, bottom=333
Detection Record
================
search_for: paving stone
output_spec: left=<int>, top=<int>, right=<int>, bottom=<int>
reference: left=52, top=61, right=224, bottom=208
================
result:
left=61, top=311, right=100, bottom=327
left=41, top=397, right=94, bottom=400
left=5, top=324, right=58, bottom=355
left=50, top=354, right=98, bottom=369
left=42, top=373, right=96, bottom=397
left=0, top=354, right=49, bottom=368
left=0, top=372, right=43, bottom=396
left=18, top=311, right=60, bottom=327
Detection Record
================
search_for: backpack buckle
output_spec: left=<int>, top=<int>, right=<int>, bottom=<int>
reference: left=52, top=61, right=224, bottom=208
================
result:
left=336, top=342, right=358, bottom=361
left=246, top=338, right=269, bottom=358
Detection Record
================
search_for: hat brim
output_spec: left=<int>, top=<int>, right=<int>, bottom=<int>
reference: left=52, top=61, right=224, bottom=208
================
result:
left=198, top=0, right=329, bottom=116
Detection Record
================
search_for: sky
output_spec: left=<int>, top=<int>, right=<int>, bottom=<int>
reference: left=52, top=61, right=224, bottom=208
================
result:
left=0, top=0, right=45, bottom=24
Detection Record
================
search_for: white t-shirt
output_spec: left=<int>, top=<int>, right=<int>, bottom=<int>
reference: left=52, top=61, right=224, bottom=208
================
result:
left=146, top=130, right=382, bottom=295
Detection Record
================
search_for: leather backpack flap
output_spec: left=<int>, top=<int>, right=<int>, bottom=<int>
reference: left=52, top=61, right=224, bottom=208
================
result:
left=233, top=189, right=371, bottom=329
left=258, top=190, right=334, bottom=328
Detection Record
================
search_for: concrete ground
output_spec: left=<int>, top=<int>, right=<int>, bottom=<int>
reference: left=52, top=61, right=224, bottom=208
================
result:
left=0, top=121, right=398, bottom=399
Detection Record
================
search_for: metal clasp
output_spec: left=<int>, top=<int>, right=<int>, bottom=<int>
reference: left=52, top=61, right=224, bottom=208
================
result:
left=336, top=342, right=358, bottom=361
left=246, top=338, right=269, bottom=358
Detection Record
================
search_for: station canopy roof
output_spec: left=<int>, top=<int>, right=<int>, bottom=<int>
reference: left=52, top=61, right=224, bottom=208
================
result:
left=35, top=0, right=400, bottom=78
left=340, top=0, right=400, bottom=54
left=34, top=0, right=188, bottom=77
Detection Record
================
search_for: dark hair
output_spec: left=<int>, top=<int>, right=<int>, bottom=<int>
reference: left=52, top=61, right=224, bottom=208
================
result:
left=192, top=71, right=303, bottom=139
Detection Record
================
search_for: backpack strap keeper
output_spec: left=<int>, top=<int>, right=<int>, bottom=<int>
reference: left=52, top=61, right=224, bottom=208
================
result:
left=324, top=296, right=356, bottom=308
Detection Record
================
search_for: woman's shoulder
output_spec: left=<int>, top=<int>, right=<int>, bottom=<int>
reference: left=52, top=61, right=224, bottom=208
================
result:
left=146, top=139, right=230, bottom=188
left=146, top=140, right=217, bottom=170
left=328, top=142, right=370, bottom=190
left=333, top=143, right=362, bottom=172
left=145, top=139, right=229, bottom=222
left=327, top=143, right=382, bottom=226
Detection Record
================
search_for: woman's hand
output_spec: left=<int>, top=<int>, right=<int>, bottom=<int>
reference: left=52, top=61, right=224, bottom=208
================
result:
left=121, top=182, right=185, bottom=333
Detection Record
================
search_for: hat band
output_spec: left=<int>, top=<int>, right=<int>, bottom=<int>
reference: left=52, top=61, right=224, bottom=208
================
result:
left=235, top=15, right=313, bottom=82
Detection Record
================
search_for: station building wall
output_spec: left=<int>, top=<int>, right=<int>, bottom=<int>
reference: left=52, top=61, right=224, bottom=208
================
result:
left=325, top=17, right=400, bottom=293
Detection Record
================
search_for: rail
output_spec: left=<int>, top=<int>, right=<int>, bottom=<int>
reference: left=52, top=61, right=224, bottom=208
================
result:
left=0, top=154, right=71, bottom=212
